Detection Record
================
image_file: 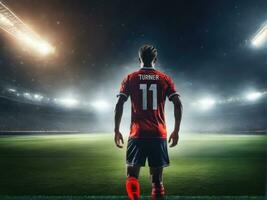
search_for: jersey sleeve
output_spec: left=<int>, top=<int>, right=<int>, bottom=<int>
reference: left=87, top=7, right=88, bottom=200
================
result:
left=165, top=75, right=179, bottom=101
left=117, top=75, right=130, bottom=100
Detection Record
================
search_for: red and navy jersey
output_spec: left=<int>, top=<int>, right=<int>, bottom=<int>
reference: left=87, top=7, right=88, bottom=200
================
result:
left=118, top=67, right=178, bottom=139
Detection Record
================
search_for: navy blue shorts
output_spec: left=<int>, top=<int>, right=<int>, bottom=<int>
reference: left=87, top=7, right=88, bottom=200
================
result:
left=126, top=138, right=170, bottom=167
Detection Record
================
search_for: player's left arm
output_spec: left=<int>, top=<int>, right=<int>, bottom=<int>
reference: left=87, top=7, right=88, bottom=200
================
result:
left=114, top=95, right=127, bottom=148
left=165, top=75, right=183, bottom=147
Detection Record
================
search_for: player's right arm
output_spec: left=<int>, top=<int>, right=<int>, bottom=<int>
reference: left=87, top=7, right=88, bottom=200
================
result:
left=114, top=95, right=126, bottom=148
left=168, top=95, right=183, bottom=147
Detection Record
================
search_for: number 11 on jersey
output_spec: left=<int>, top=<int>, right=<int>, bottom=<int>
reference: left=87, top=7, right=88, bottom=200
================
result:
left=139, top=84, right=157, bottom=110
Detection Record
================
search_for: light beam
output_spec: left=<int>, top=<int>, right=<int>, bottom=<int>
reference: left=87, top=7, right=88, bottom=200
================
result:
left=246, top=92, right=263, bottom=101
left=197, top=98, right=216, bottom=110
left=251, top=21, right=267, bottom=48
left=0, top=2, right=55, bottom=56
left=56, top=98, right=79, bottom=108
left=90, top=100, right=110, bottom=112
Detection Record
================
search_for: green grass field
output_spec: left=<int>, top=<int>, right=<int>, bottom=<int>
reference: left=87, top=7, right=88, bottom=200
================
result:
left=0, top=133, right=266, bottom=199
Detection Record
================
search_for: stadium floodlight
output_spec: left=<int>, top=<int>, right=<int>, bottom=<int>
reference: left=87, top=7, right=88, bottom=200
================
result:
left=90, top=100, right=110, bottom=112
left=15, top=31, right=55, bottom=55
left=197, top=98, right=216, bottom=110
left=246, top=92, right=263, bottom=101
left=8, top=88, right=16, bottom=92
left=23, top=92, right=32, bottom=100
left=56, top=98, right=79, bottom=108
left=33, top=94, right=43, bottom=101
left=251, top=21, right=267, bottom=48
left=0, top=2, right=55, bottom=56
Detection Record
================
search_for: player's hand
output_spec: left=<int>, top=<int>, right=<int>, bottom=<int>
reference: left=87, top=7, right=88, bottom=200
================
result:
left=114, top=131, right=124, bottom=148
left=168, top=132, right=179, bottom=147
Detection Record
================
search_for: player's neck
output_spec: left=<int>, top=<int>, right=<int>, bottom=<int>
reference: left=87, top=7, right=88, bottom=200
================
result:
left=140, top=63, right=155, bottom=69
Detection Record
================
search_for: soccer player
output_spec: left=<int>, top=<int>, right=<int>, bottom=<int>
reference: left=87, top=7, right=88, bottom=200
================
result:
left=114, top=45, right=182, bottom=200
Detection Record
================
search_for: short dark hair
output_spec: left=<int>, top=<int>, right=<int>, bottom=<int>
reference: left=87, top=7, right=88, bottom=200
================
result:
left=139, top=44, right=157, bottom=64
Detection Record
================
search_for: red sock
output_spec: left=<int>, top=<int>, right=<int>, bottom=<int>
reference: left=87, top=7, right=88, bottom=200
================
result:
left=126, top=176, right=140, bottom=200
left=151, top=183, right=165, bottom=199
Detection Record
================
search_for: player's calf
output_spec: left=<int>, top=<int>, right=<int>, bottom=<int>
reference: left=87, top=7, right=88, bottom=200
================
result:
left=150, top=167, right=165, bottom=199
left=126, top=176, right=140, bottom=200
left=151, top=182, right=165, bottom=200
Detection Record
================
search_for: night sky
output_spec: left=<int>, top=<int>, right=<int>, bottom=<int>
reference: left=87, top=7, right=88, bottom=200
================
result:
left=0, top=0, right=266, bottom=131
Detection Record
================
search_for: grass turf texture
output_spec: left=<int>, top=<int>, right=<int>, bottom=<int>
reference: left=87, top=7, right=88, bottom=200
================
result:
left=0, top=133, right=266, bottom=197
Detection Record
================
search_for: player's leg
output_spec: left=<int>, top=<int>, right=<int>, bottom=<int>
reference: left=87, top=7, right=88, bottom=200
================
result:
left=126, top=166, right=141, bottom=200
left=127, top=165, right=141, bottom=178
left=126, top=138, right=146, bottom=200
left=150, top=167, right=165, bottom=199
left=147, top=139, right=169, bottom=199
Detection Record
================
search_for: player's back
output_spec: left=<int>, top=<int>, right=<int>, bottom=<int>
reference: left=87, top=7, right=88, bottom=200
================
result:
left=119, top=67, right=177, bottom=139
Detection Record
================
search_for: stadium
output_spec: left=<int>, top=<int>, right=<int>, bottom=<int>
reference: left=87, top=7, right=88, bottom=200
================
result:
left=0, top=1, right=266, bottom=200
